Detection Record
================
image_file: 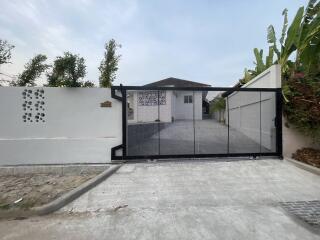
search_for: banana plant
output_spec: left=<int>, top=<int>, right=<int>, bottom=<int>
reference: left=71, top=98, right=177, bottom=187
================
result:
left=268, top=0, right=320, bottom=74
left=240, top=0, right=320, bottom=86
left=266, top=46, right=274, bottom=68
left=267, top=8, right=287, bottom=64
left=298, top=0, right=320, bottom=74
left=253, top=48, right=265, bottom=73
left=239, top=68, right=253, bottom=85
left=241, top=46, right=274, bottom=84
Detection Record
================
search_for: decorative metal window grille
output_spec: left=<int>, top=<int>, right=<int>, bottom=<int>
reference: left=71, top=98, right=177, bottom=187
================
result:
left=138, top=91, right=166, bottom=106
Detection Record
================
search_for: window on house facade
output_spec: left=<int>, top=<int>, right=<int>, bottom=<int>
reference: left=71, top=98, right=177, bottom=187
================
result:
left=184, top=95, right=193, bottom=104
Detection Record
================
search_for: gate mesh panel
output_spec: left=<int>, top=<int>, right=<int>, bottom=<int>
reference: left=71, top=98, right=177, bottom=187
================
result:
left=125, top=89, right=278, bottom=157
left=228, top=91, right=261, bottom=153
left=159, top=90, right=195, bottom=155
left=127, top=90, right=160, bottom=156
left=261, top=91, right=277, bottom=152
left=195, top=90, right=228, bottom=154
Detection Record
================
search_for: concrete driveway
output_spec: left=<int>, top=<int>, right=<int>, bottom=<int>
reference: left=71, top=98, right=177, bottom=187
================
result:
left=1, top=159, right=320, bottom=240
left=128, top=119, right=271, bottom=156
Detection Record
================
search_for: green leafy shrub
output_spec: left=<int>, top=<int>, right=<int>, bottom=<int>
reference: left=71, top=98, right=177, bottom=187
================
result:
left=283, top=73, right=320, bottom=140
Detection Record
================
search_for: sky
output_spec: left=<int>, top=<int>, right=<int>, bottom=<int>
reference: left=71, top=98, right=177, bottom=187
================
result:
left=0, top=0, right=306, bottom=87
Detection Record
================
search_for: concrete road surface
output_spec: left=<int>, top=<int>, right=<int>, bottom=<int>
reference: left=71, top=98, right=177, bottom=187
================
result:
left=1, top=159, right=320, bottom=240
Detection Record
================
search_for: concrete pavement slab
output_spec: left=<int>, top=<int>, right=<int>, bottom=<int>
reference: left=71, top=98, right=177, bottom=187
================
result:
left=1, top=159, right=320, bottom=240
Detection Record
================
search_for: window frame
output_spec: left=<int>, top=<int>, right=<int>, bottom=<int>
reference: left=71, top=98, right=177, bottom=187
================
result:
left=184, top=95, right=193, bottom=104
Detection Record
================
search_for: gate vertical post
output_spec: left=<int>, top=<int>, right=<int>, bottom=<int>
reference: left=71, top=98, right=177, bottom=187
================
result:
left=275, top=89, right=283, bottom=159
left=193, top=91, right=196, bottom=155
left=158, top=90, right=160, bottom=156
left=121, top=86, right=127, bottom=158
left=227, top=96, right=230, bottom=154
left=259, top=92, right=262, bottom=155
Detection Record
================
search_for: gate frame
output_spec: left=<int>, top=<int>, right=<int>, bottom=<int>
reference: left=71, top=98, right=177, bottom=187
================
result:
left=111, top=85, right=283, bottom=161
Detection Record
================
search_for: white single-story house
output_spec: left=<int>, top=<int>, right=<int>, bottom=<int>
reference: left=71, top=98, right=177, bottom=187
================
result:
left=127, top=78, right=210, bottom=123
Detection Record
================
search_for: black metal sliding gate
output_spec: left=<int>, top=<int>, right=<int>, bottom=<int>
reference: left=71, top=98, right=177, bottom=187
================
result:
left=111, top=85, right=282, bottom=161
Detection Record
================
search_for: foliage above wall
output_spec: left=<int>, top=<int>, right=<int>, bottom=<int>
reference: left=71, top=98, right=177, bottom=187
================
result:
left=0, top=39, right=15, bottom=86
left=239, top=0, right=320, bottom=141
left=241, top=0, right=320, bottom=84
left=11, top=54, right=50, bottom=87
left=99, top=39, right=121, bottom=88
left=46, top=52, right=94, bottom=88
left=284, top=73, right=320, bottom=139
left=0, top=38, right=121, bottom=88
left=0, top=39, right=14, bottom=66
left=209, top=97, right=226, bottom=114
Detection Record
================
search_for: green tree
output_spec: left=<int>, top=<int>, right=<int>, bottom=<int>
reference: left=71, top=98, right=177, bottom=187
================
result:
left=0, top=39, right=14, bottom=66
left=82, top=80, right=95, bottom=87
left=99, top=39, right=121, bottom=87
left=12, top=54, right=50, bottom=86
left=46, top=52, right=94, bottom=87
left=0, top=39, right=15, bottom=86
left=210, top=97, right=226, bottom=113
left=209, top=96, right=226, bottom=123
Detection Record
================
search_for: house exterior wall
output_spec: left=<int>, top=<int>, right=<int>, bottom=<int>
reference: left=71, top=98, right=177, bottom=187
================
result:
left=127, top=91, right=137, bottom=122
left=129, top=90, right=203, bottom=123
left=174, top=91, right=202, bottom=120
left=0, top=87, right=122, bottom=165
left=133, top=90, right=172, bottom=123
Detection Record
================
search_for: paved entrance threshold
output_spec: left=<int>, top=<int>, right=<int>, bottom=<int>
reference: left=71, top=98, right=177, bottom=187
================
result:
left=1, top=160, right=320, bottom=240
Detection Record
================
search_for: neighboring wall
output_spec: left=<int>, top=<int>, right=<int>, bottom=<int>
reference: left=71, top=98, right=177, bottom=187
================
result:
left=227, top=64, right=320, bottom=157
left=0, top=87, right=122, bottom=165
left=227, top=65, right=281, bottom=151
left=283, top=119, right=320, bottom=157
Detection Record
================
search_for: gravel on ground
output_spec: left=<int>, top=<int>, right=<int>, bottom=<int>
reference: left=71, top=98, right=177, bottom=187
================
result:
left=0, top=173, right=100, bottom=211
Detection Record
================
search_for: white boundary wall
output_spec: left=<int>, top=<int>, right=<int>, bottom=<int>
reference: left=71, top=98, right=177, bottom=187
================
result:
left=227, top=65, right=281, bottom=151
left=0, top=87, right=122, bottom=165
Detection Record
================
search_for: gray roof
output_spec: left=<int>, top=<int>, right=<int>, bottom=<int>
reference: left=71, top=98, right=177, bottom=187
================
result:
left=144, top=77, right=211, bottom=87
